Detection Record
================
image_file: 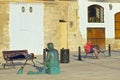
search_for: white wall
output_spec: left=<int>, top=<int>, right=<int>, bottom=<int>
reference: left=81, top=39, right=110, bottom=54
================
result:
left=78, top=0, right=120, bottom=38
left=9, top=3, right=44, bottom=54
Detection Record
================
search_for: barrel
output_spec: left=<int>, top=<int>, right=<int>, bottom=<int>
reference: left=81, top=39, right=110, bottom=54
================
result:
left=60, top=49, right=70, bottom=63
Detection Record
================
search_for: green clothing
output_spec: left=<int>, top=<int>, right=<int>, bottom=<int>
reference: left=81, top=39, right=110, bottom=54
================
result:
left=46, top=49, right=59, bottom=68
left=45, top=43, right=60, bottom=74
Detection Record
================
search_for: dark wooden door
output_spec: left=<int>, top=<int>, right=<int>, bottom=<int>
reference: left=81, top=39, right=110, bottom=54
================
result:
left=87, top=28, right=105, bottom=49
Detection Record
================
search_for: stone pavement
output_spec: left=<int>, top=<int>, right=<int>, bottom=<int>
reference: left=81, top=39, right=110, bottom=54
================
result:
left=0, top=51, right=120, bottom=80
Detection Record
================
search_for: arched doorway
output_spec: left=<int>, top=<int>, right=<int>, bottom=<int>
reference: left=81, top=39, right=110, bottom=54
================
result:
left=115, top=12, right=120, bottom=39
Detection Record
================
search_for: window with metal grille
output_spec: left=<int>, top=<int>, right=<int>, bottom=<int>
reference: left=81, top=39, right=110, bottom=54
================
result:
left=88, top=5, right=104, bottom=23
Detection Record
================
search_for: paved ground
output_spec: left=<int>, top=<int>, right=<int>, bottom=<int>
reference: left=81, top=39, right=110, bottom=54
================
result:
left=0, top=51, right=120, bottom=80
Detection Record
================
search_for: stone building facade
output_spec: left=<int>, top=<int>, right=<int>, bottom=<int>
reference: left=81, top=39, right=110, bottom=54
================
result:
left=0, top=0, right=120, bottom=59
left=0, top=0, right=85, bottom=58
left=0, top=2, right=9, bottom=58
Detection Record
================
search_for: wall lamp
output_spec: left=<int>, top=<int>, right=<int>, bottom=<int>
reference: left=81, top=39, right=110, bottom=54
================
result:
left=109, top=4, right=113, bottom=10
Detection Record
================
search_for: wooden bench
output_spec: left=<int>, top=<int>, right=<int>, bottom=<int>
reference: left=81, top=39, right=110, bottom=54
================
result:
left=2, top=50, right=36, bottom=68
left=84, top=45, right=106, bottom=58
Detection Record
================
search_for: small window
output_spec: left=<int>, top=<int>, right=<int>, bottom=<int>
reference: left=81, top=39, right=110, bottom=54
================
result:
left=88, top=5, right=104, bottom=23
left=22, top=6, right=25, bottom=13
left=29, top=7, right=33, bottom=13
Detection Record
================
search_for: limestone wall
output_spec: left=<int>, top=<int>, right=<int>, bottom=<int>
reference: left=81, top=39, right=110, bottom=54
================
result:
left=44, top=3, right=61, bottom=50
left=67, top=2, right=85, bottom=51
left=106, top=39, right=120, bottom=50
left=0, top=3, right=9, bottom=58
left=44, top=1, right=85, bottom=52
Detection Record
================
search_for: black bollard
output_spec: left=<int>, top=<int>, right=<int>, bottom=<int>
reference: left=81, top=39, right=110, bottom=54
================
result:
left=78, top=46, right=82, bottom=61
left=108, top=44, right=111, bottom=56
